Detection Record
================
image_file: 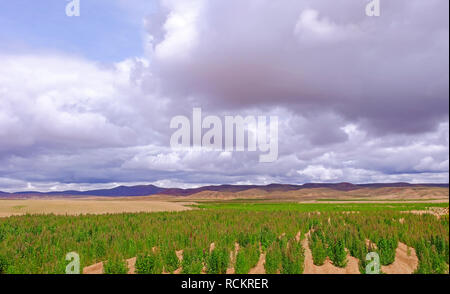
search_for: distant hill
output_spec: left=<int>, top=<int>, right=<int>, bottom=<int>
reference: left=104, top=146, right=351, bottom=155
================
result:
left=1, top=185, right=165, bottom=198
left=0, top=182, right=448, bottom=198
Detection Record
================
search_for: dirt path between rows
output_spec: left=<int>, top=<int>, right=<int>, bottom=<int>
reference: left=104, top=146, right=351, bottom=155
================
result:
left=83, top=236, right=420, bottom=274
left=404, top=207, right=449, bottom=218
left=173, top=250, right=184, bottom=274
left=381, top=242, right=418, bottom=274
left=249, top=245, right=265, bottom=274
left=126, top=257, right=136, bottom=274
left=226, top=243, right=240, bottom=274
left=302, top=231, right=360, bottom=274
left=83, top=261, right=104, bottom=274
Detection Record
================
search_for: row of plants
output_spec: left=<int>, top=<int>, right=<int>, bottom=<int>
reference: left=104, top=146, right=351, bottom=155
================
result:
left=0, top=208, right=448, bottom=274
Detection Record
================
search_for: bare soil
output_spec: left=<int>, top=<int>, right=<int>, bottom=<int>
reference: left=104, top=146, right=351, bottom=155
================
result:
left=82, top=261, right=104, bottom=274
left=405, top=207, right=449, bottom=218
left=126, top=257, right=136, bottom=274
left=83, top=238, right=421, bottom=275
left=248, top=248, right=266, bottom=274
left=173, top=250, right=184, bottom=274
left=302, top=231, right=360, bottom=274
left=0, top=199, right=192, bottom=217
left=381, top=242, right=418, bottom=274
left=226, top=243, right=240, bottom=274
left=168, top=186, right=449, bottom=201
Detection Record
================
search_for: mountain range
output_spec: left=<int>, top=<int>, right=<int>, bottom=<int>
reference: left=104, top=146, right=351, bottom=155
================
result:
left=0, top=182, right=448, bottom=198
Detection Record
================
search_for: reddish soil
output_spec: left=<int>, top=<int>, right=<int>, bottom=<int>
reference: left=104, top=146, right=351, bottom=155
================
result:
left=226, top=242, right=240, bottom=274
left=302, top=231, right=360, bottom=274
left=381, top=242, right=418, bottom=274
left=126, top=257, right=136, bottom=274
left=82, top=261, right=104, bottom=274
left=82, top=237, right=421, bottom=274
left=405, top=207, right=449, bottom=218
left=248, top=248, right=266, bottom=274
left=173, top=250, right=184, bottom=274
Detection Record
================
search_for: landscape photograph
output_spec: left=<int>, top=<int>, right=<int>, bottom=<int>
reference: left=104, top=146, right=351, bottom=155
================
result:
left=0, top=0, right=449, bottom=286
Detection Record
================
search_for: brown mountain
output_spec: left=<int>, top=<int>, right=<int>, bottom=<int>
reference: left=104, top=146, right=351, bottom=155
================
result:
left=0, top=182, right=448, bottom=198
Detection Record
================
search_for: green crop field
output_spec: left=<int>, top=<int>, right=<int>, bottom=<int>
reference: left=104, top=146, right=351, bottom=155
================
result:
left=193, top=202, right=449, bottom=212
left=0, top=202, right=448, bottom=274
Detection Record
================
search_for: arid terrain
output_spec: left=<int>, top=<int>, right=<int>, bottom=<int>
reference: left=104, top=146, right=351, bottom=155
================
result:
left=172, top=186, right=449, bottom=201
left=0, top=184, right=448, bottom=217
left=0, top=199, right=193, bottom=217
left=1, top=184, right=448, bottom=275
left=81, top=230, right=425, bottom=275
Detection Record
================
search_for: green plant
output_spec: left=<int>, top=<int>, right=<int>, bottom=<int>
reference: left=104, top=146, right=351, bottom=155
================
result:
left=181, top=248, right=204, bottom=274
left=0, top=255, right=8, bottom=274
left=281, top=239, right=304, bottom=274
left=265, top=240, right=284, bottom=274
left=0, top=227, right=5, bottom=242
left=206, top=246, right=229, bottom=274
left=235, top=244, right=260, bottom=274
left=162, top=246, right=180, bottom=273
left=260, top=226, right=277, bottom=250
left=135, top=252, right=163, bottom=274
left=310, top=233, right=327, bottom=266
left=376, top=237, right=397, bottom=266
left=0, top=203, right=447, bottom=274
left=346, top=236, right=368, bottom=273
left=104, top=256, right=128, bottom=274
left=328, top=239, right=347, bottom=268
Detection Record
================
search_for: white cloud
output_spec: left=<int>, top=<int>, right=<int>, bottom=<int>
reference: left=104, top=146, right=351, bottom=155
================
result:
left=0, top=0, right=448, bottom=191
left=297, top=165, right=344, bottom=181
left=294, top=9, right=361, bottom=43
left=153, top=0, right=205, bottom=60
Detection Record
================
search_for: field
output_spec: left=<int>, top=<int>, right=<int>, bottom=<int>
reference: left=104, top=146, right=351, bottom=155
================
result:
left=172, top=186, right=449, bottom=201
left=0, top=200, right=448, bottom=274
left=0, top=199, right=192, bottom=218
left=193, top=202, right=449, bottom=212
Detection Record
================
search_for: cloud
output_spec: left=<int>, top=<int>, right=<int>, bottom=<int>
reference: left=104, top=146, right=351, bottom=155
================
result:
left=297, top=165, right=344, bottom=181
left=145, top=0, right=448, bottom=135
left=294, top=9, right=361, bottom=43
left=0, top=0, right=448, bottom=191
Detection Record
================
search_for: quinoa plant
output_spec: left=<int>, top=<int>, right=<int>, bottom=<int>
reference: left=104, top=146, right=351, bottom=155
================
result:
left=310, top=231, right=327, bottom=266
left=281, top=239, right=304, bottom=274
left=135, top=251, right=163, bottom=274
left=206, top=245, right=229, bottom=274
left=235, top=244, right=260, bottom=274
left=328, top=239, right=347, bottom=268
left=181, top=248, right=204, bottom=274
left=104, top=255, right=128, bottom=274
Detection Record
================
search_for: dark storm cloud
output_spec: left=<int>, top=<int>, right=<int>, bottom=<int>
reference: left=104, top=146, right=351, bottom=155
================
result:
left=147, top=0, right=449, bottom=135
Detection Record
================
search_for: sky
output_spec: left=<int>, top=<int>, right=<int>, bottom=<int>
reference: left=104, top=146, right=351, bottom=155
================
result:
left=0, top=0, right=448, bottom=192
